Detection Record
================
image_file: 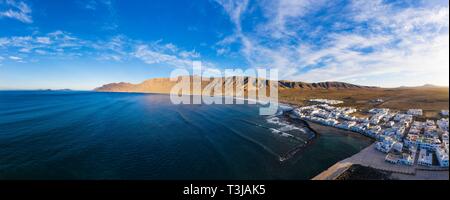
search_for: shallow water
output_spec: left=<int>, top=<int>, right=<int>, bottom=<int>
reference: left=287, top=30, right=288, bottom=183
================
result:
left=0, top=91, right=372, bottom=179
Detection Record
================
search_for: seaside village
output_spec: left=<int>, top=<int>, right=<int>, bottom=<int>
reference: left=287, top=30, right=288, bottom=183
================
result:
left=291, top=99, right=449, bottom=168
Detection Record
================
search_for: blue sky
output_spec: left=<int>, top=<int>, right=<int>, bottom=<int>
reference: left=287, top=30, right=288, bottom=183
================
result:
left=0, top=0, right=448, bottom=90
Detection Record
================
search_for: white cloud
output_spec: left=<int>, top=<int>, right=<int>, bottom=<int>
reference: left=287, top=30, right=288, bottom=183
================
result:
left=1, top=30, right=209, bottom=69
left=133, top=44, right=197, bottom=68
left=215, top=0, right=249, bottom=30
left=164, top=43, right=178, bottom=52
left=80, top=0, right=113, bottom=11
left=36, top=37, right=51, bottom=44
left=0, top=0, right=32, bottom=23
left=0, top=31, right=87, bottom=60
left=293, top=1, right=449, bottom=86
left=134, top=45, right=177, bottom=64
left=84, top=0, right=98, bottom=10
left=34, top=49, right=47, bottom=55
left=179, top=50, right=200, bottom=59
left=91, top=35, right=128, bottom=61
left=9, top=55, right=21, bottom=60
left=216, top=0, right=449, bottom=86
left=257, top=0, right=324, bottom=38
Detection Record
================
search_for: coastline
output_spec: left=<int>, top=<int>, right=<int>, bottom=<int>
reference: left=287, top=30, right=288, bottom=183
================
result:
left=74, top=92, right=450, bottom=180
left=297, top=120, right=376, bottom=180
left=312, top=143, right=449, bottom=180
left=312, top=143, right=378, bottom=180
left=282, top=103, right=449, bottom=180
left=303, top=116, right=449, bottom=180
left=281, top=112, right=376, bottom=179
left=304, top=120, right=374, bottom=141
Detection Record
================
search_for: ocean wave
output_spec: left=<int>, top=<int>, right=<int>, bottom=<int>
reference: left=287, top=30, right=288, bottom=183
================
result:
left=266, top=117, right=301, bottom=131
left=269, top=128, right=281, bottom=134
left=269, top=128, right=295, bottom=138
left=266, top=116, right=311, bottom=143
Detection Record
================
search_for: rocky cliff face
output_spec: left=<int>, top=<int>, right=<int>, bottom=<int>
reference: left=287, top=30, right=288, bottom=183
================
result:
left=95, top=76, right=374, bottom=94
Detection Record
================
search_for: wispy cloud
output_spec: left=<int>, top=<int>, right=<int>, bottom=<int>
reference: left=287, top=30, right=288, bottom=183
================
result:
left=0, top=30, right=208, bottom=69
left=78, top=0, right=118, bottom=30
left=0, top=0, right=32, bottom=23
left=0, top=31, right=88, bottom=60
left=294, top=1, right=449, bottom=86
left=79, top=0, right=112, bottom=11
left=256, top=0, right=324, bottom=39
left=215, top=0, right=449, bottom=86
left=9, top=55, right=21, bottom=60
left=132, top=40, right=203, bottom=68
left=84, top=0, right=99, bottom=10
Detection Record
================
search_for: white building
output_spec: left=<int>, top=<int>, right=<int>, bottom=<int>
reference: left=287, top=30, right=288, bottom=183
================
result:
left=435, top=146, right=449, bottom=167
left=426, top=120, right=435, bottom=127
left=437, top=118, right=449, bottom=131
left=376, top=138, right=395, bottom=153
left=442, top=132, right=449, bottom=144
left=409, top=121, right=425, bottom=135
left=394, top=114, right=413, bottom=123
left=385, top=153, right=400, bottom=164
left=404, top=134, right=419, bottom=147
left=400, top=153, right=415, bottom=166
left=407, top=109, right=423, bottom=116
left=392, top=142, right=404, bottom=152
left=372, top=98, right=384, bottom=103
left=370, top=113, right=384, bottom=125
left=417, top=149, right=433, bottom=166
left=385, top=151, right=414, bottom=166
left=309, top=99, right=343, bottom=105
left=369, top=108, right=389, bottom=114
left=386, top=121, right=395, bottom=127
left=418, top=138, right=441, bottom=151
left=401, top=146, right=417, bottom=166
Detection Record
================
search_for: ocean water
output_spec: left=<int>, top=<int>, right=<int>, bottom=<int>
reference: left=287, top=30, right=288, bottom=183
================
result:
left=0, top=91, right=372, bottom=180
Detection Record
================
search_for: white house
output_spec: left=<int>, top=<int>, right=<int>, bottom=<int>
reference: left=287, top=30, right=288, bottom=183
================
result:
left=435, top=146, right=449, bottom=167
left=407, top=109, right=423, bottom=116
left=376, top=138, right=395, bottom=153
left=392, top=142, right=404, bottom=152
left=417, top=149, right=433, bottom=167
left=437, top=118, right=449, bottom=132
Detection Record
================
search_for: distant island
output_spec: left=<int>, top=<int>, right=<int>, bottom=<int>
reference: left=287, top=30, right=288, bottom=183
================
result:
left=40, top=89, right=73, bottom=92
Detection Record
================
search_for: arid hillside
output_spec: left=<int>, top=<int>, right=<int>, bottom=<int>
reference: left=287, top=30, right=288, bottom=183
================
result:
left=95, top=76, right=372, bottom=93
left=279, top=86, right=449, bottom=119
left=95, top=77, right=449, bottom=118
